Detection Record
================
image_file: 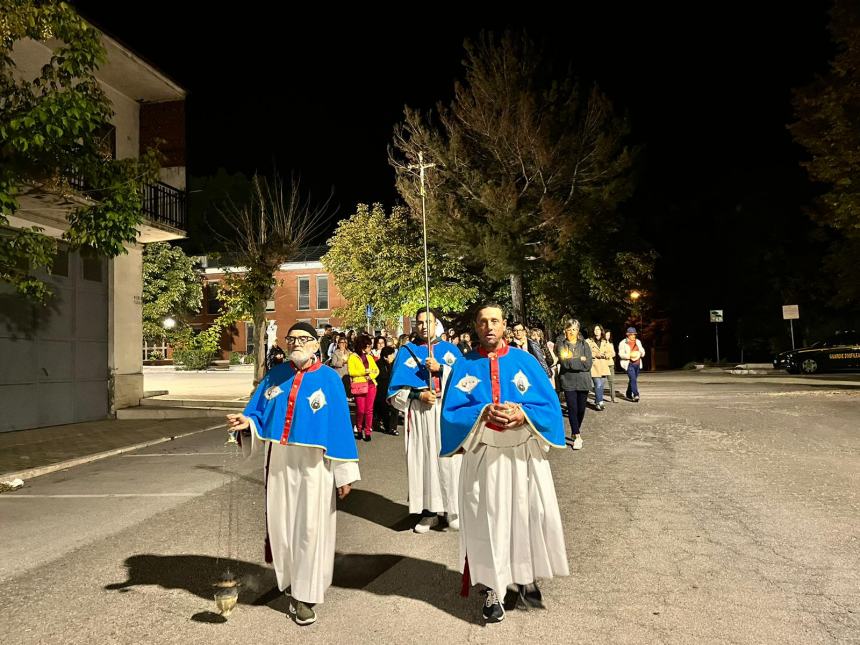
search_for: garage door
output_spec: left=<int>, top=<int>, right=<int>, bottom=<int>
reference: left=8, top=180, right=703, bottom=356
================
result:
left=0, top=248, right=109, bottom=432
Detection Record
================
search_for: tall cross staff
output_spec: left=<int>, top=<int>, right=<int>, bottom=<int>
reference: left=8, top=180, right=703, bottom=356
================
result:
left=408, top=151, right=437, bottom=390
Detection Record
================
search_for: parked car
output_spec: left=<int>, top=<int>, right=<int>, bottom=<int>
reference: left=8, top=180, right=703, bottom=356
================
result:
left=773, top=330, right=860, bottom=374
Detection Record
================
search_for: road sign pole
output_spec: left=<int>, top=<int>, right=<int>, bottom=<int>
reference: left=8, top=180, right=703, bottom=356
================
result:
left=715, top=323, right=720, bottom=364
left=789, top=319, right=795, bottom=350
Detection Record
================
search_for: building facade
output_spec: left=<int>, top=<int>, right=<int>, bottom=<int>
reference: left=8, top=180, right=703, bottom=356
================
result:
left=0, top=31, right=187, bottom=431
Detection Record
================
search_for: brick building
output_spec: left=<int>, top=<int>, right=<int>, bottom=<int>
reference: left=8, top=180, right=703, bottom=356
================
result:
left=192, top=247, right=411, bottom=359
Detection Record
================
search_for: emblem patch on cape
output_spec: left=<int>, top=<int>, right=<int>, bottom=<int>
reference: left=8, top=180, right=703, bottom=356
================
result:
left=443, top=351, right=457, bottom=366
left=404, top=357, right=419, bottom=369
left=307, top=388, right=327, bottom=413
left=512, top=370, right=531, bottom=395
left=264, top=385, right=284, bottom=400
left=455, top=374, right=481, bottom=394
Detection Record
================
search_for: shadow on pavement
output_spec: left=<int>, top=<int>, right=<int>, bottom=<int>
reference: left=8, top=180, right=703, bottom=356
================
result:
left=336, top=488, right=414, bottom=531
left=105, top=552, right=479, bottom=624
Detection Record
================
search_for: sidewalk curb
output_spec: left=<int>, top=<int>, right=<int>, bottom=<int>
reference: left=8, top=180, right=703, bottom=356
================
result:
left=0, top=422, right=225, bottom=483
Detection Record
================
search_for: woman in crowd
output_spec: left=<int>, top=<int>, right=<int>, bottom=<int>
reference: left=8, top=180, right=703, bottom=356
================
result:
left=586, top=324, right=611, bottom=411
left=348, top=334, right=380, bottom=441
left=556, top=319, right=593, bottom=450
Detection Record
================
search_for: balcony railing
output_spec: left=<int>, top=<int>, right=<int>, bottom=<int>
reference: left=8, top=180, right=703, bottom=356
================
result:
left=142, top=180, right=186, bottom=231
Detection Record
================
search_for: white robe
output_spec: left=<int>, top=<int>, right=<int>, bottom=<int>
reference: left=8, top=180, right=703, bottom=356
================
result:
left=263, top=441, right=360, bottom=605
left=391, top=389, right=461, bottom=516
left=459, top=422, right=568, bottom=593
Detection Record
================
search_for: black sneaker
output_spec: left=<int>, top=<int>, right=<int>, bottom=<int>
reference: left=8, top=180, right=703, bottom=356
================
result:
left=482, top=588, right=505, bottom=623
left=289, top=598, right=316, bottom=625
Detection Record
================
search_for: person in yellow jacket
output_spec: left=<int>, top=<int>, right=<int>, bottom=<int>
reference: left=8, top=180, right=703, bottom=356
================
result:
left=348, top=334, right=380, bottom=441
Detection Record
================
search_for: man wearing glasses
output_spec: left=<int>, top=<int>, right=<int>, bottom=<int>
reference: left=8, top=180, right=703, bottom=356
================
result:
left=510, top=322, right=552, bottom=379
left=227, top=322, right=359, bottom=626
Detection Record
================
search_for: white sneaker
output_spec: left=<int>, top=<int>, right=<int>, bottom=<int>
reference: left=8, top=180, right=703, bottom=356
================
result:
left=572, top=436, right=583, bottom=450
left=414, top=515, right=439, bottom=533
left=447, top=514, right=460, bottom=531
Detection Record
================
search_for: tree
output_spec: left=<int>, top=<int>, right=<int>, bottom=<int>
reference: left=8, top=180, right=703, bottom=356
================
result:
left=1, top=0, right=159, bottom=301
left=213, top=173, right=329, bottom=383
left=321, top=203, right=478, bottom=328
left=141, top=242, right=202, bottom=342
left=391, top=31, right=639, bottom=322
left=789, top=0, right=860, bottom=306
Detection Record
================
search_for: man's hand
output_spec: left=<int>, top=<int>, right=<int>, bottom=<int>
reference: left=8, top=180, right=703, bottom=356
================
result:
left=426, top=356, right=442, bottom=373
left=419, top=390, right=437, bottom=405
left=486, top=403, right=525, bottom=428
left=337, top=484, right=352, bottom=500
left=226, top=413, right=250, bottom=431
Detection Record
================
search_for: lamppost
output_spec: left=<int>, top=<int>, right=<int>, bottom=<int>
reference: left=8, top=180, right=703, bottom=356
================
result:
left=629, top=290, right=643, bottom=331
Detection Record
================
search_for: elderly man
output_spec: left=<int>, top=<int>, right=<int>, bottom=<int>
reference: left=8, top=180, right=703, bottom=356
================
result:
left=388, top=308, right=462, bottom=533
left=618, top=326, right=646, bottom=402
left=227, top=322, right=359, bottom=626
left=441, top=303, right=568, bottom=623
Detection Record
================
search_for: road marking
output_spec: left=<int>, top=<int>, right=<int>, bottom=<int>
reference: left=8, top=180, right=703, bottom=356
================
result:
left=0, top=493, right=200, bottom=499
left=121, top=452, right=227, bottom=457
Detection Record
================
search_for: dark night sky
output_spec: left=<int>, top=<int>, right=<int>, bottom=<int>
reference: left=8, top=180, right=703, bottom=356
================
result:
left=72, top=2, right=841, bottom=359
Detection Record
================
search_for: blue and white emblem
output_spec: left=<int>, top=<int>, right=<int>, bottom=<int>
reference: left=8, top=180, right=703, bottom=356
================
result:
left=455, top=374, right=481, bottom=394
left=307, top=388, right=326, bottom=413
left=512, top=370, right=531, bottom=395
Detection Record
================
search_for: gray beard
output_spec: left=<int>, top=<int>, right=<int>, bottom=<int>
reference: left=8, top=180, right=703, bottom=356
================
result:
left=289, top=349, right=311, bottom=366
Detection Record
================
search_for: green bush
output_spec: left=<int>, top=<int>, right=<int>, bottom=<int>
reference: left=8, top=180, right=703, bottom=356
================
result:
left=149, top=350, right=164, bottom=361
left=229, top=352, right=243, bottom=365
left=173, top=348, right=214, bottom=371
left=243, top=352, right=256, bottom=365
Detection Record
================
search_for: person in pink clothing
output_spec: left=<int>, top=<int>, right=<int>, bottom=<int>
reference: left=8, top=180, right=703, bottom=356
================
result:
left=348, top=334, right=380, bottom=441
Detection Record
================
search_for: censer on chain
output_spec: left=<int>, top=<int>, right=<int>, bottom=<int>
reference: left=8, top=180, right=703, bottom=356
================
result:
left=213, top=425, right=242, bottom=618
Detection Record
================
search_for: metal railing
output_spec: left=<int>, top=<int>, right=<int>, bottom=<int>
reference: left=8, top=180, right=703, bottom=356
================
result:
left=142, top=180, right=186, bottom=230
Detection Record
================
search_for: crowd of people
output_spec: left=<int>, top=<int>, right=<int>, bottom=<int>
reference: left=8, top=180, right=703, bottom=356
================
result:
left=238, top=310, right=646, bottom=626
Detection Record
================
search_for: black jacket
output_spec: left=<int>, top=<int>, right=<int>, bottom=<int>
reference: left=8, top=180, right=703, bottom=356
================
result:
left=556, top=336, right=593, bottom=391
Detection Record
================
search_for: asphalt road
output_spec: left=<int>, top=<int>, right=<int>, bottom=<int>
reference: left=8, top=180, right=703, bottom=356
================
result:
left=1, top=375, right=857, bottom=644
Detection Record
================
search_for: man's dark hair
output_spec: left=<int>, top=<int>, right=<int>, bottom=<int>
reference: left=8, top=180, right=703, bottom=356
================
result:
left=413, top=306, right=443, bottom=322
left=473, top=302, right=507, bottom=322
left=324, top=324, right=333, bottom=331
left=380, top=346, right=396, bottom=361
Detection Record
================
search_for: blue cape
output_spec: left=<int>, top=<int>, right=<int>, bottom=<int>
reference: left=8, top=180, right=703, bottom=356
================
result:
left=387, top=339, right=462, bottom=399
left=440, top=345, right=564, bottom=456
left=242, top=362, right=358, bottom=461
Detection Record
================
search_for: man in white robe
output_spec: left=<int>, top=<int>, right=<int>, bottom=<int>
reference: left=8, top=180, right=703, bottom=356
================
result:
left=227, top=322, right=359, bottom=626
left=387, top=309, right=462, bottom=533
left=441, top=303, right=569, bottom=623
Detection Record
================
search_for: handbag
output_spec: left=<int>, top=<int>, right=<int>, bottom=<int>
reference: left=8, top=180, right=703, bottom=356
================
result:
left=350, top=380, right=369, bottom=395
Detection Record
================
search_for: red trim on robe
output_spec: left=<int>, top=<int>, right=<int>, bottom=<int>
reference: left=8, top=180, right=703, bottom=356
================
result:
left=279, top=359, right=323, bottom=444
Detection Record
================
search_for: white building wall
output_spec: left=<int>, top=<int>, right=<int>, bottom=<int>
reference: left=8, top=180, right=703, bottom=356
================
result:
left=108, top=245, right=144, bottom=410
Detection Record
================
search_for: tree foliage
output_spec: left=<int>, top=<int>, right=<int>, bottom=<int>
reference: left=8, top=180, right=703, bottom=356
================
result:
left=141, top=242, right=202, bottom=342
left=789, top=0, right=860, bottom=306
left=391, top=31, right=643, bottom=320
left=213, top=173, right=329, bottom=382
left=1, top=0, right=160, bottom=301
left=322, top=202, right=478, bottom=328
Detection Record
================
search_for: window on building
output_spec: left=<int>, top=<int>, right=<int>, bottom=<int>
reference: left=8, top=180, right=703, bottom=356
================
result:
left=265, top=299, right=276, bottom=312
left=51, top=245, right=69, bottom=278
left=316, top=318, right=330, bottom=329
left=297, top=276, right=310, bottom=310
left=246, top=322, right=255, bottom=356
left=316, top=275, right=329, bottom=310
left=81, top=248, right=103, bottom=282
left=206, top=282, right=222, bottom=315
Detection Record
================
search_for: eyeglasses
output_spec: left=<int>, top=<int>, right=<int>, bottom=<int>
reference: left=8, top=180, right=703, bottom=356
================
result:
left=285, top=336, right=315, bottom=346
left=514, top=327, right=525, bottom=333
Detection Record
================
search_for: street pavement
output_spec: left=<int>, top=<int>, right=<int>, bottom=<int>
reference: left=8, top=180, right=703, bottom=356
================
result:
left=0, top=374, right=857, bottom=644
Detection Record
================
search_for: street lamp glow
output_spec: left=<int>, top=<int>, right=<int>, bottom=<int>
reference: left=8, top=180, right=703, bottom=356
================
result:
left=163, top=317, right=176, bottom=330
left=630, top=290, right=641, bottom=301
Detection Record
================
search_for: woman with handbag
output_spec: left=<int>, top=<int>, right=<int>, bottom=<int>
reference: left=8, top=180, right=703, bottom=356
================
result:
left=348, top=334, right=380, bottom=441
left=618, top=327, right=646, bottom=402
left=586, top=324, right=611, bottom=411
